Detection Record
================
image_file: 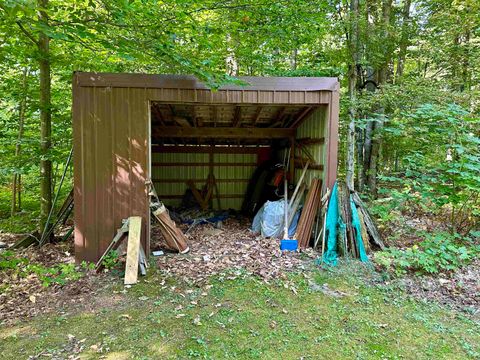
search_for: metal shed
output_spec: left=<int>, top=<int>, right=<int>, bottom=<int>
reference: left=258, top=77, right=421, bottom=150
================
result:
left=72, top=72, right=339, bottom=262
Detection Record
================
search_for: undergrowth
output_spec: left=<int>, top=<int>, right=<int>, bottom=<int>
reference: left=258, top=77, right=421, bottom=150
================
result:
left=375, top=231, right=480, bottom=275
left=0, top=250, right=90, bottom=287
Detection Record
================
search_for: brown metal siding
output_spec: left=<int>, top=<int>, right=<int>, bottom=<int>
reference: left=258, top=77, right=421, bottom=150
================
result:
left=146, top=89, right=330, bottom=105
left=73, top=84, right=149, bottom=263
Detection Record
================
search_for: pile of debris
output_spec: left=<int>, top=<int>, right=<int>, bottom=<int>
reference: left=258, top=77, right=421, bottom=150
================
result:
left=152, top=218, right=316, bottom=284
left=321, top=182, right=385, bottom=265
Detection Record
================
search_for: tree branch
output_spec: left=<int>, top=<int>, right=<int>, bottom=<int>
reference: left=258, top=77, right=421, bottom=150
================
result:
left=16, top=21, right=40, bottom=47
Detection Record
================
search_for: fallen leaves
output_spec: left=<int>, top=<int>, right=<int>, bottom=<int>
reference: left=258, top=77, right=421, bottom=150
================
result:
left=152, top=218, right=315, bottom=284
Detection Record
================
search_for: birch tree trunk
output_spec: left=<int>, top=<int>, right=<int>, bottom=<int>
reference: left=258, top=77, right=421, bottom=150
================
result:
left=367, top=0, right=392, bottom=197
left=395, top=0, right=411, bottom=80
left=346, top=0, right=360, bottom=190
left=39, top=0, right=53, bottom=235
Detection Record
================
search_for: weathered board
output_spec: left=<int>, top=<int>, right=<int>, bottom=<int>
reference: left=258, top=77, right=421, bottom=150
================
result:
left=124, top=216, right=142, bottom=285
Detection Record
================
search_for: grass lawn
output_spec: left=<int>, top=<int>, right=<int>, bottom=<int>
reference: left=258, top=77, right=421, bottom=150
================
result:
left=1, top=264, right=479, bottom=359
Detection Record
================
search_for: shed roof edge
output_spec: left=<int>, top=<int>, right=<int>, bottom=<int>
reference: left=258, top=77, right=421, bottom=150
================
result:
left=74, top=72, right=339, bottom=92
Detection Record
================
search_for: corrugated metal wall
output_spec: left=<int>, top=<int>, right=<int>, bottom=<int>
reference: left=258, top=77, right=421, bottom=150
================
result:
left=152, top=151, right=257, bottom=210
left=73, top=86, right=150, bottom=262
left=295, top=107, right=327, bottom=187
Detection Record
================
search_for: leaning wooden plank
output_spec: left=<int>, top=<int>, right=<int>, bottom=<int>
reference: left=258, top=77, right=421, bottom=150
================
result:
left=287, top=183, right=305, bottom=227
left=12, top=231, right=39, bottom=249
left=288, top=161, right=309, bottom=208
left=95, top=218, right=130, bottom=272
left=152, top=205, right=189, bottom=253
left=138, top=245, right=147, bottom=276
left=124, top=216, right=142, bottom=285
left=357, top=209, right=371, bottom=253
left=186, top=180, right=208, bottom=209
left=351, top=192, right=385, bottom=249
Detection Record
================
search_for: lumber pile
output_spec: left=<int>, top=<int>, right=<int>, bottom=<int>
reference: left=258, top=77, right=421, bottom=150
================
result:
left=295, top=178, right=322, bottom=249
left=320, top=181, right=384, bottom=263
left=291, top=177, right=384, bottom=263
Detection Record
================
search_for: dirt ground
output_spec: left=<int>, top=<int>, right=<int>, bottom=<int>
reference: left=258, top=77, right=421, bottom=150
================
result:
left=397, top=259, right=480, bottom=317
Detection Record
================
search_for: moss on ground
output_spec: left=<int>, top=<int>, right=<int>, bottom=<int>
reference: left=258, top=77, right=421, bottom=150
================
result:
left=1, top=264, right=479, bottom=359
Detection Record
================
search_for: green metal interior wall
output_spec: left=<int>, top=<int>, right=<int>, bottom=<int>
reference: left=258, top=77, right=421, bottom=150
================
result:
left=152, top=151, right=258, bottom=209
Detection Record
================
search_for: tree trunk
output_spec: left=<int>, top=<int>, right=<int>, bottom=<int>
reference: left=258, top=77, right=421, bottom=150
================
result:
left=362, top=118, right=373, bottom=187
left=11, top=67, right=29, bottom=216
left=367, top=0, right=392, bottom=197
left=346, top=0, right=360, bottom=190
left=356, top=126, right=364, bottom=191
left=367, top=113, right=384, bottom=197
left=39, top=0, right=52, bottom=235
left=395, top=0, right=411, bottom=80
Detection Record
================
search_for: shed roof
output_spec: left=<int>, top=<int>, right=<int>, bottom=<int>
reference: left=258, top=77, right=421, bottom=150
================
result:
left=75, top=72, right=339, bottom=92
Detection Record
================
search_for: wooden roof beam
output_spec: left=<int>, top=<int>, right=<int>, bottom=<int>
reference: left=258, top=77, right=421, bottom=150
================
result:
left=153, top=126, right=295, bottom=139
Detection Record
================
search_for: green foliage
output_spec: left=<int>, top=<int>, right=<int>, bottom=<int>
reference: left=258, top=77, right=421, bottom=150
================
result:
left=0, top=250, right=83, bottom=287
left=375, top=232, right=480, bottom=275
left=101, top=249, right=119, bottom=270
left=366, top=103, right=480, bottom=237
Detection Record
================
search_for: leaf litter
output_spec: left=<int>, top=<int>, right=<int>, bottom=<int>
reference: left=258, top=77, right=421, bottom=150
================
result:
left=152, top=218, right=316, bottom=284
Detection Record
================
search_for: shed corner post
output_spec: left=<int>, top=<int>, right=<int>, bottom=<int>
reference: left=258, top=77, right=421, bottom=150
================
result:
left=72, top=72, right=83, bottom=263
left=325, top=89, right=340, bottom=190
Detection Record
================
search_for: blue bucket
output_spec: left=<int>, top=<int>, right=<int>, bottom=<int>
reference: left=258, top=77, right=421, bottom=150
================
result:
left=280, top=239, right=298, bottom=251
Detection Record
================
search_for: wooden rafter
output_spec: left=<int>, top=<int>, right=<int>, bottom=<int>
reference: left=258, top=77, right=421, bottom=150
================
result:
left=151, top=104, right=166, bottom=126
left=232, top=106, right=242, bottom=127
left=253, top=106, right=263, bottom=125
left=271, top=106, right=286, bottom=127
left=289, top=106, right=315, bottom=128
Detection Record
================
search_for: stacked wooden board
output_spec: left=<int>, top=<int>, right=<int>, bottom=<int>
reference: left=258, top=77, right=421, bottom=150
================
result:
left=295, top=178, right=322, bottom=249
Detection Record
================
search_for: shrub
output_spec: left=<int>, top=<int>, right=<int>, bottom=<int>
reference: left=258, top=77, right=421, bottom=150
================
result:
left=374, top=231, right=480, bottom=275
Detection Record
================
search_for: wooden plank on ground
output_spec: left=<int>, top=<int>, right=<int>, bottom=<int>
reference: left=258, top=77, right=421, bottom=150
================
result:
left=124, top=216, right=142, bottom=285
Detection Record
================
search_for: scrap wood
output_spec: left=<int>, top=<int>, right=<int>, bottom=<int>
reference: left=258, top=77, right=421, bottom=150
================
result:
left=287, top=183, right=305, bottom=228
left=351, top=192, right=385, bottom=249
left=124, top=216, right=142, bottom=285
left=295, top=178, right=322, bottom=249
left=288, top=161, right=309, bottom=208
left=357, top=209, right=371, bottom=253
left=95, top=218, right=130, bottom=272
left=152, top=204, right=189, bottom=253
left=12, top=231, right=39, bottom=249
left=314, top=187, right=330, bottom=250
left=340, top=183, right=357, bottom=258
left=186, top=174, right=216, bottom=210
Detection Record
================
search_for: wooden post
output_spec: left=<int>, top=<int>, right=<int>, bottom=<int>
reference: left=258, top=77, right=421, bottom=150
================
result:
left=289, top=137, right=295, bottom=182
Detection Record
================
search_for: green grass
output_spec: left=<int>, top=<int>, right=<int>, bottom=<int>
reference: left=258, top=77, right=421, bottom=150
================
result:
left=1, top=264, right=479, bottom=359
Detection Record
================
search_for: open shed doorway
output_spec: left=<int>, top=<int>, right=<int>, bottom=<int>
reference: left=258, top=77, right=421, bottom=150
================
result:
left=148, top=100, right=327, bottom=265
